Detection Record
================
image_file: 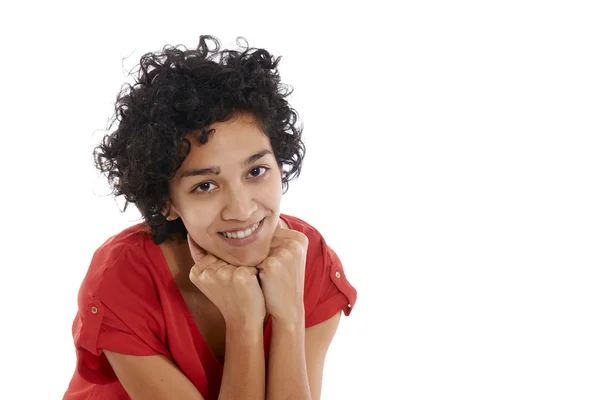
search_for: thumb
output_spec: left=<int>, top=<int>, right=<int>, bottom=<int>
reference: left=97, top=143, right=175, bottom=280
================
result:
left=277, top=217, right=289, bottom=230
left=187, top=233, right=207, bottom=264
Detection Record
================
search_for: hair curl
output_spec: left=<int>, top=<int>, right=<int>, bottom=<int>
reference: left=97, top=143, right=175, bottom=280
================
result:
left=94, top=35, right=305, bottom=244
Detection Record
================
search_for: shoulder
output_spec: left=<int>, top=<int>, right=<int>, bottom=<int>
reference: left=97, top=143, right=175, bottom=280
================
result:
left=70, top=224, right=172, bottom=385
left=279, top=213, right=333, bottom=275
left=279, top=213, right=327, bottom=247
left=281, top=213, right=357, bottom=326
left=77, top=223, right=161, bottom=307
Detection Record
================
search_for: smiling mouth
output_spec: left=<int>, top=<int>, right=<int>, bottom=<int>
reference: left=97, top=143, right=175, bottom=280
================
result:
left=218, top=218, right=265, bottom=239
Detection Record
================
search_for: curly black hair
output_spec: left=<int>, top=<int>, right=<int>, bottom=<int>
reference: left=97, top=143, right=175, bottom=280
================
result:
left=94, top=35, right=305, bottom=244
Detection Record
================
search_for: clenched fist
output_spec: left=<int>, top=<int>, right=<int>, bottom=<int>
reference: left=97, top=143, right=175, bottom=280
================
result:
left=188, top=234, right=266, bottom=327
left=256, top=221, right=309, bottom=325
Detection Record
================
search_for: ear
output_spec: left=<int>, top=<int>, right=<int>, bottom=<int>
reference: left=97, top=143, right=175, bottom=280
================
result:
left=162, top=201, right=181, bottom=221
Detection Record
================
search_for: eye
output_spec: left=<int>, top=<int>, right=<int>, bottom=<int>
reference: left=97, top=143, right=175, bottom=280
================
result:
left=194, top=181, right=217, bottom=193
left=248, top=166, right=269, bottom=179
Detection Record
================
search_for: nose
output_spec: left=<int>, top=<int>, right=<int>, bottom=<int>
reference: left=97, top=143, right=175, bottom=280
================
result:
left=221, top=184, right=257, bottom=221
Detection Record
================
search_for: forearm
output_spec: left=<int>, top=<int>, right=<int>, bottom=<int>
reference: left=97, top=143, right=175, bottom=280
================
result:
left=266, top=317, right=311, bottom=400
left=218, top=322, right=265, bottom=400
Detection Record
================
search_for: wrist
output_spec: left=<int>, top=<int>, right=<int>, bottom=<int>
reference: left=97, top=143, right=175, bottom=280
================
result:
left=225, top=319, right=264, bottom=343
left=271, top=312, right=305, bottom=332
left=225, top=314, right=264, bottom=331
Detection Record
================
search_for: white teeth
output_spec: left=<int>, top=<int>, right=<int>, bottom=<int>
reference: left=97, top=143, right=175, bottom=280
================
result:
left=221, top=221, right=261, bottom=239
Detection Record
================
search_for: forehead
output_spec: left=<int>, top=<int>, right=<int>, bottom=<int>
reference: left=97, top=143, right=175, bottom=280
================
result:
left=183, top=114, right=272, bottom=165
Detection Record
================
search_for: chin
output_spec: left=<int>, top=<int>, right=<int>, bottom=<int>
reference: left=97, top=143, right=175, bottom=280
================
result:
left=228, top=250, right=270, bottom=268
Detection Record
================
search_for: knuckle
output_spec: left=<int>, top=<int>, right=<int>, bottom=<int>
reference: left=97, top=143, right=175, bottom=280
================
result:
left=203, top=255, right=218, bottom=266
left=291, top=231, right=308, bottom=244
left=232, top=269, right=248, bottom=283
left=215, top=266, right=233, bottom=280
left=201, top=269, right=214, bottom=280
left=280, top=247, right=295, bottom=259
left=191, top=269, right=212, bottom=285
left=290, top=240, right=305, bottom=254
left=242, top=266, right=258, bottom=275
left=266, top=257, right=280, bottom=269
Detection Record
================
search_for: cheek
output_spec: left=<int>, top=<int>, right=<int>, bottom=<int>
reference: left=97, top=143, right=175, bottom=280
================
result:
left=178, top=200, right=215, bottom=233
left=265, top=172, right=283, bottom=200
left=258, top=184, right=282, bottom=210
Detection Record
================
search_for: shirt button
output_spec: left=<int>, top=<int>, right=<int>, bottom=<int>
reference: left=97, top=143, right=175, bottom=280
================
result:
left=91, top=306, right=98, bottom=314
left=335, top=271, right=341, bottom=279
left=348, top=304, right=352, bottom=308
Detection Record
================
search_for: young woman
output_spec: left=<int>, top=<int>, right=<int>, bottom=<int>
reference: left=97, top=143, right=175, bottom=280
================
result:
left=63, top=35, right=357, bottom=400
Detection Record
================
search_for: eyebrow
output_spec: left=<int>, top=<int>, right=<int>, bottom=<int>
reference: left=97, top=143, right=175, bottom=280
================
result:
left=179, top=149, right=274, bottom=180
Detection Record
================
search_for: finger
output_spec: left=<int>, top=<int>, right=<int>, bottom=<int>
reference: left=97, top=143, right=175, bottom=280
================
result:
left=191, top=258, right=228, bottom=279
left=235, top=266, right=259, bottom=276
left=205, top=258, right=229, bottom=272
left=231, top=266, right=260, bottom=285
left=187, top=235, right=224, bottom=276
left=269, top=236, right=292, bottom=246
left=187, top=233, right=207, bottom=264
left=255, top=254, right=282, bottom=271
left=273, top=226, right=308, bottom=245
left=273, top=224, right=291, bottom=237
left=269, top=237, right=305, bottom=253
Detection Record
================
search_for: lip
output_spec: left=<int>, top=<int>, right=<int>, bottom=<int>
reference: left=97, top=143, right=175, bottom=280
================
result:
left=218, top=218, right=265, bottom=247
left=219, top=219, right=263, bottom=234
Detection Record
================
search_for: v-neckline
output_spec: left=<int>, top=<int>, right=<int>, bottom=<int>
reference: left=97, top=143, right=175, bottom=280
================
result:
left=146, top=214, right=292, bottom=367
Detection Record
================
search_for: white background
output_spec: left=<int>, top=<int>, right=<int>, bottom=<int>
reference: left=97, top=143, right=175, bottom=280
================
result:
left=1, top=1, right=599, bottom=399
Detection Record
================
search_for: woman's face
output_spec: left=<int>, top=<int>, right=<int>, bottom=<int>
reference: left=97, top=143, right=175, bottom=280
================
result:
left=167, top=113, right=283, bottom=267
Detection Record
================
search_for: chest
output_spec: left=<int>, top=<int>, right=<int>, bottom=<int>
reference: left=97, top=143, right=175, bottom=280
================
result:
left=160, top=237, right=272, bottom=365
left=158, top=239, right=225, bottom=362
left=178, top=289, right=271, bottom=366
left=179, top=290, right=227, bottom=364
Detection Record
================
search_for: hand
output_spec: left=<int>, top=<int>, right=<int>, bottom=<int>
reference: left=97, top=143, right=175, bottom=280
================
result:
left=256, top=220, right=309, bottom=325
left=187, top=234, right=266, bottom=327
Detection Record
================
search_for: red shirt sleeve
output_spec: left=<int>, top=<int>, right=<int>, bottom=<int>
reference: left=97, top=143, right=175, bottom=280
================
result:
left=304, top=229, right=358, bottom=328
left=72, top=239, right=170, bottom=384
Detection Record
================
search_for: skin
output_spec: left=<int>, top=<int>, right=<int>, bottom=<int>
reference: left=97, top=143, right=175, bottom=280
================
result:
left=166, top=112, right=284, bottom=268
left=104, top=112, right=342, bottom=400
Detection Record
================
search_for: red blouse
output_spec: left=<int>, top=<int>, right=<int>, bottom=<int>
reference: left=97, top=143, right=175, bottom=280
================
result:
left=63, top=214, right=357, bottom=399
